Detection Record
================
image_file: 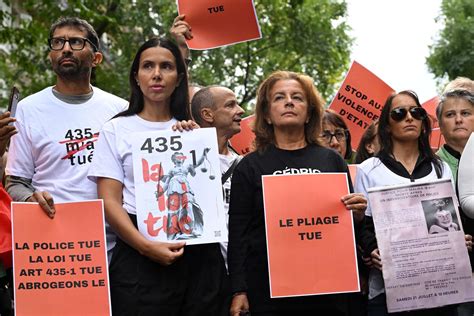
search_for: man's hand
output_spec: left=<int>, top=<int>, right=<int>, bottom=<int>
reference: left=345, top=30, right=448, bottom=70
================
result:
left=230, top=293, right=250, bottom=316
left=28, top=191, right=56, bottom=219
left=170, top=15, right=193, bottom=46
left=170, top=14, right=192, bottom=62
left=0, top=111, right=17, bottom=156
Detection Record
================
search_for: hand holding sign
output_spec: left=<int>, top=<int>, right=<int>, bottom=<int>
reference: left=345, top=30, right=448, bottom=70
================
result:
left=132, top=128, right=227, bottom=245
left=12, top=201, right=111, bottom=316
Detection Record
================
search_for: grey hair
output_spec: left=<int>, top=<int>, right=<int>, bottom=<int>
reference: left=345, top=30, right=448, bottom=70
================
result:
left=436, top=89, right=474, bottom=123
left=443, top=77, right=474, bottom=94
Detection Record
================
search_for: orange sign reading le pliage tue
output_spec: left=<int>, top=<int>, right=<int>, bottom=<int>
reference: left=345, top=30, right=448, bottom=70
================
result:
left=12, top=200, right=111, bottom=316
left=328, top=61, right=395, bottom=148
left=177, top=0, right=262, bottom=50
left=262, top=173, right=359, bottom=298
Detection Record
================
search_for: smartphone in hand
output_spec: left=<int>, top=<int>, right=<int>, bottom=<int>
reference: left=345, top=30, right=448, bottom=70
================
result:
left=8, top=86, right=20, bottom=125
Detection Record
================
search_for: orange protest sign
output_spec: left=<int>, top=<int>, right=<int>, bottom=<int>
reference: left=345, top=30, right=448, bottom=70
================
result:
left=328, top=61, right=394, bottom=148
left=262, top=173, right=359, bottom=298
left=0, top=185, right=12, bottom=268
left=12, top=200, right=110, bottom=316
left=230, top=115, right=255, bottom=155
left=421, top=96, right=445, bottom=150
left=430, top=127, right=445, bottom=150
left=177, top=0, right=261, bottom=50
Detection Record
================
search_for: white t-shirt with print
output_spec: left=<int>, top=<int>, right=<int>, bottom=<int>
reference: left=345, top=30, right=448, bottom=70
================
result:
left=6, top=86, right=127, bottom=202
left=88, top=115, right=177, bottom=215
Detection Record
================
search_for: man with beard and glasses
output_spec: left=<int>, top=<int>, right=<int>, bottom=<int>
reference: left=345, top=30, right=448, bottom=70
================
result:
left=5, top=17, right=127, bottom=257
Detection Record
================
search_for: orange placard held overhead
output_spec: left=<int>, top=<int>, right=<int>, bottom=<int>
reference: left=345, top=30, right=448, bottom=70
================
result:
left=422, top=96, right=445, bottom=150
left=177, top=0, right=262, bottom=50
left=262, top=173, right=359, bottom=298
left=12, top=201, right=111, bottom=316
left=230, top=115, right=255, bottom=156
left=328, top=61, right=394, bottom=148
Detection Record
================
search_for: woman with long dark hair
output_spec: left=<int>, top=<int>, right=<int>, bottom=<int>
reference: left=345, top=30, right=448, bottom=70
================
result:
left=88, top=37, right=226, bottom=315
left=355, top=90, right=456, bottom=316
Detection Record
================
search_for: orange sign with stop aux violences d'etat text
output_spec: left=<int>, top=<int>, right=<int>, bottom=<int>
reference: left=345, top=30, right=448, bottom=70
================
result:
left=328, top=61, right=395, bottom=148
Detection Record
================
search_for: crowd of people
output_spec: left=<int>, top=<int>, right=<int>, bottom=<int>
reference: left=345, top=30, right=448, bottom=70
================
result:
left=0, top=15, right=473, bottom=316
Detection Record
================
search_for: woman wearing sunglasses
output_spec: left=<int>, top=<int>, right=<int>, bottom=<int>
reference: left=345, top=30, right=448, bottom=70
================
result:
left=355, top=90, right=457, bottom=315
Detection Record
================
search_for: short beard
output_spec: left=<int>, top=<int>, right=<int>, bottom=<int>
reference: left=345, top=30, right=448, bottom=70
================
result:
left=52, top=53, right=92, bottom=80
left=54, top=64, right=90, bottom=80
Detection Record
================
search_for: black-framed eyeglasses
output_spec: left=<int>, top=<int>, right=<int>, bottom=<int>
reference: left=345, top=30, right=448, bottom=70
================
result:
left=319, top=129, right=347, bottom=143
left=48, top=37, right=98, bottom=51
left=390, top=107, right=427, bottom=122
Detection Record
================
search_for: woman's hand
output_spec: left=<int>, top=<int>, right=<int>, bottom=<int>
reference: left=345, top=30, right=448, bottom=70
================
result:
left=359, top=244, right=373, bottom=269
left=371, top=248, right=382, bottom=271
left=98, top=177, right=185, bottom=266
left=341, top=193, right=367, bottom=223
left=140, top=240, right=186, bottom=266
left=172, top=120, right=199, bottom=132
left=230, top=293, right=250, bottom=316
left=465, top=234, right=473, bottom=252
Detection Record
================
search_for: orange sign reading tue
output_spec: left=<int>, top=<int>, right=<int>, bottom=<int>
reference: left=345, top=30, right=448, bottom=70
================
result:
left=177, top=0, right=262, bottom=50
left=12, top=200, right=110, bottom=316
left=262, top=173, right=359, bottom=297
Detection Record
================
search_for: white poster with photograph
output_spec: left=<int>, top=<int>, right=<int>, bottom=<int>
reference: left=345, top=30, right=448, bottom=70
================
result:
left=368, top=179, right=474, bottom=313
left=132, top=128, right=227, bottom=245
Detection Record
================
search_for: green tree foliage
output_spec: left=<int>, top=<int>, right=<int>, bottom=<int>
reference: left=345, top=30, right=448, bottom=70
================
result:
left=0, top=0, right=352, bottom=109
left=0, top=0, right=176, bottom=103
left=427, top=0, right=474, bottom=80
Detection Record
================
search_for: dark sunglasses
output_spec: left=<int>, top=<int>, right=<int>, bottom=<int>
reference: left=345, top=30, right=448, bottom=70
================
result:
left=390, top=107, right=427, bottom=122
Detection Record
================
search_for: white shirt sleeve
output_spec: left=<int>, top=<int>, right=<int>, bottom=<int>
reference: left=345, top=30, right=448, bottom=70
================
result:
left=459, top=133, right=474, bottom=217
left=355, top=164, right=373, bottom=217
left=88, top=123, right=124, bottom=184
left=5, top=104, right=35, bottom=179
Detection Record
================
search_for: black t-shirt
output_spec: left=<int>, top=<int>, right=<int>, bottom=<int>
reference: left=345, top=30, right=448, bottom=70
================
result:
left=228, top=144, right=354, bottom=313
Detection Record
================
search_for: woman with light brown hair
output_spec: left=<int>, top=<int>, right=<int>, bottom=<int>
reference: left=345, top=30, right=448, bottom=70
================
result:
left=227, top=70, right=367, bottom=315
